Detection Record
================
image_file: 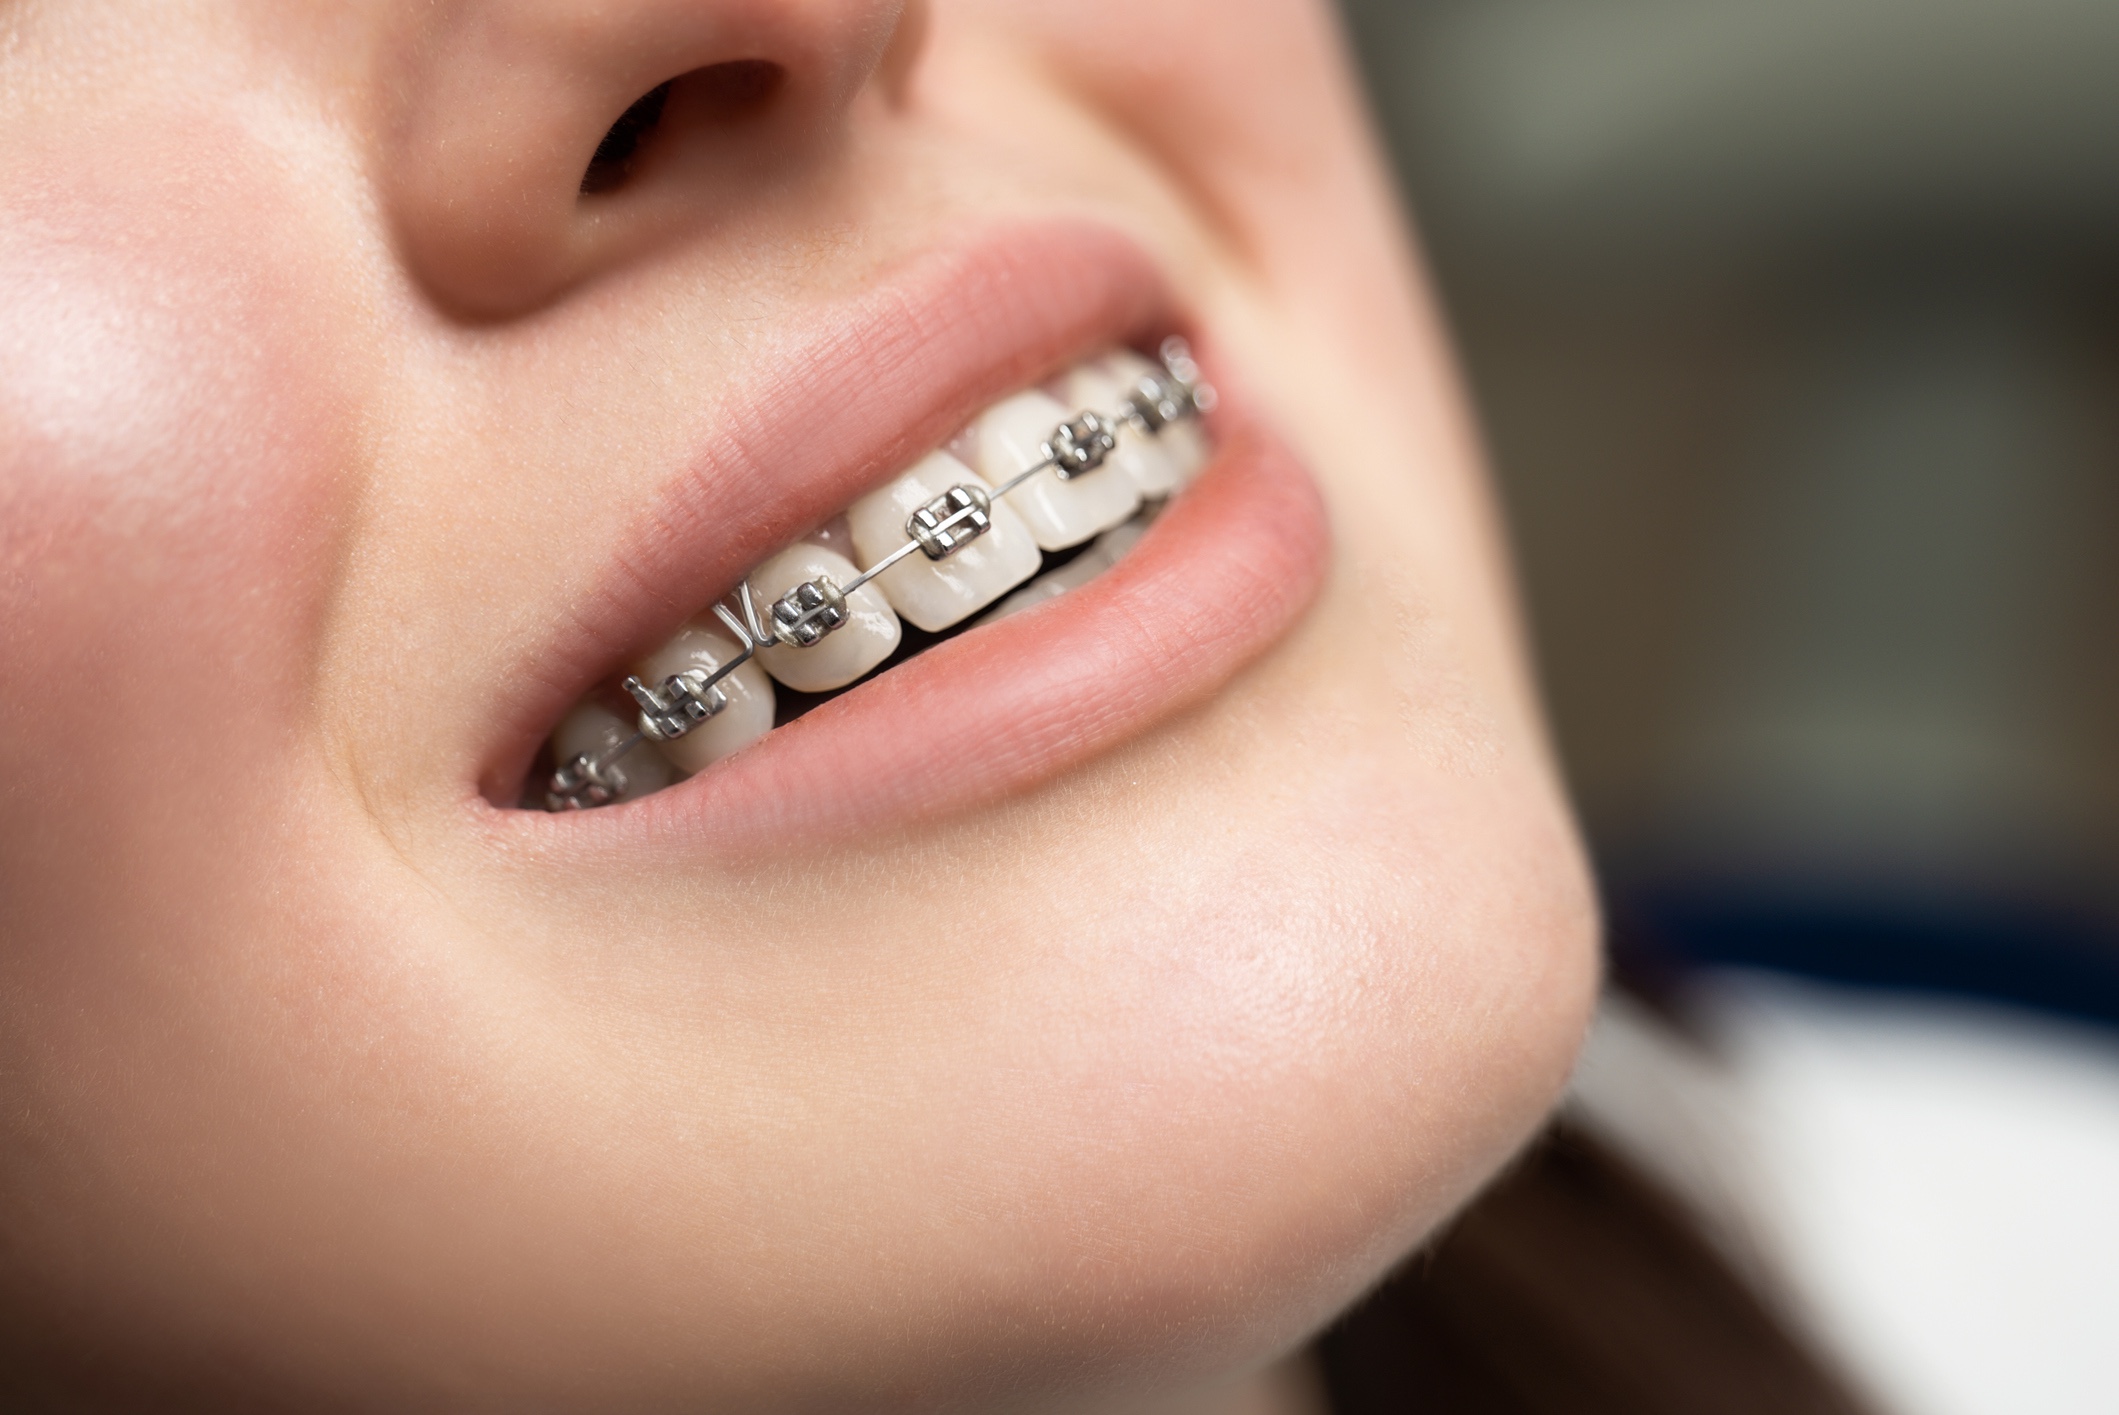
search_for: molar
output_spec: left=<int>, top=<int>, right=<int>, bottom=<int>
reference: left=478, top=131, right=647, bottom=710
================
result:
left=848, top=451, right=1041, bottom=631
left=964, top=389, right=1140, bottom=551
left=748, top=543, right=901, bottom=692
left=630, top=620, right=776, bottom=773
left=553, top=700, right=675, bottom=802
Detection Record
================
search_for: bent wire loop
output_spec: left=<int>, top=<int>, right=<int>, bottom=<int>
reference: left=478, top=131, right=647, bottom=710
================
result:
left=546, top=338, right=1216, bottom=810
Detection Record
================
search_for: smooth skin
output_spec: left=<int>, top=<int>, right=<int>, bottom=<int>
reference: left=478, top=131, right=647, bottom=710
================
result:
left=0, top=1, right=1597, bottom=1410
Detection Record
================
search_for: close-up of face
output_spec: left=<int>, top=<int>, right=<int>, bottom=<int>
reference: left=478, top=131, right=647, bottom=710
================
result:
left=0, top=0, right=1597, bottom=1409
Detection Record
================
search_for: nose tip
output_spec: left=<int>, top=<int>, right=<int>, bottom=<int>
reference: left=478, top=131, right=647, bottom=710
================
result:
left=385, top=0, right=913, bottom=318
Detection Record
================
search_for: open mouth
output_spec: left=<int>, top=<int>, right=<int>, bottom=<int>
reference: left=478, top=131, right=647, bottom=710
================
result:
left=541, top=338, right=1217, bottom=811
left=490, top=223, right=1330, bottom=848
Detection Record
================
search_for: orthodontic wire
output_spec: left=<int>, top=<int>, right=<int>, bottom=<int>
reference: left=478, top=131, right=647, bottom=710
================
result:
left=545, top=338, right=1216, bottom=811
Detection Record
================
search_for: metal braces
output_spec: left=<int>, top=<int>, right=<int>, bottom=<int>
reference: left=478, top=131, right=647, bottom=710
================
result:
left=545, top=338, right=1214, bottom=810
left=908, top=483, right=992, bottom=558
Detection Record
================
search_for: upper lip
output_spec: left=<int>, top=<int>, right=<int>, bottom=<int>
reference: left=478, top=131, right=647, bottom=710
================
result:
left=476, top=217, right=1330, bottom=850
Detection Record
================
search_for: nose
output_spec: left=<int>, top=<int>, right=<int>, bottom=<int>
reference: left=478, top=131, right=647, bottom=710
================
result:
left=386, top=0, right=915, bottom=317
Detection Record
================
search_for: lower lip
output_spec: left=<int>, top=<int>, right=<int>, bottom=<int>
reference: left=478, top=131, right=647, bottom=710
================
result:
left=522, top=404, right=1330, bottom=854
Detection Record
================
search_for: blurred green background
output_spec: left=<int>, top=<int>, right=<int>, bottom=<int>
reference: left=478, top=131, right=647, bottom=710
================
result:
left=1337, top=0, right=2119, bottom=1013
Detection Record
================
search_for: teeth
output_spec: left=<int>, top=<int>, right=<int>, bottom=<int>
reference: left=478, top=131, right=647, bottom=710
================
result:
left=630, top=620, right=776, bottom=773
left=1061, top=356, right=1183, bottom=498
left=748, top=544, right=902, bottom=692
left=1090, top=512, right=1150, bottom=563
left=553, top=700, right=675, bottom=801
left=1101, top=349, right=1210, bottom=483
left=848, top=451, right=1042, bottom=632
left=802, top=513, right=858, bottom=562
left=978, top=513, right=1152, bottom=625
left=963, top=390, right=1141, bottom=551
left=544, top=346, right=1212, bottom=809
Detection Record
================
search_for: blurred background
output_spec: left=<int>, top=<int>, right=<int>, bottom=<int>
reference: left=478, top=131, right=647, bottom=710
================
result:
left=1332, top=2, right=2119, bottom=1411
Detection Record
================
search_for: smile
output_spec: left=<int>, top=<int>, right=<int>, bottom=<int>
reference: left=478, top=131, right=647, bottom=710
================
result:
left=491, top=223, right=1331, bottom=848
left=544, top=339, right=1217, bottom=811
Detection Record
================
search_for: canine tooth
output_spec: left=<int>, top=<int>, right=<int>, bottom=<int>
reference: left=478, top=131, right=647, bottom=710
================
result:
left=749, top=544, right=900, bottom=692
left=1062, top=357, right=1184, bottom=498
left=977, top=514, right=1151, bottom=625
left=1103, top=349, right=1211, bottom=482
left=553, top=700, right=675, bottom=801
left=630, top=621, right=776, bottom=774
left=965, top=390, right=1140, bottom=551
left=848, top=451, right=1041, bottom=631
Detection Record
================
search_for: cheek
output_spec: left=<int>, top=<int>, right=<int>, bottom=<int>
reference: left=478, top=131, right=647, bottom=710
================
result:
left=0, top=114, right=365, bottom=808
left=0, top=109, right=404, bottom=1378
left=0, top=110, right=378, bottom=1153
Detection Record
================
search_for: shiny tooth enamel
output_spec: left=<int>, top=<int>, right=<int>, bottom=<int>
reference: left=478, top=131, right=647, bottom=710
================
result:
left=1102, top=348, right=1210, bottom=483
left=979, top=513, right=1151, bottom=625
left=554, top=700, right=675, bottom=801
left=630, top=620, right=776, bottom=773
left=803, top=513, right=858, bottom=562
left=848, top=451, right=1041, bottom=631
left=964, top=389, right=1140, bottom=551
left=977, top=550, right=1100, bottom=624
left=749, top=543, right=901, bottom=692
left=1061, top=358, right=1184, bottom=498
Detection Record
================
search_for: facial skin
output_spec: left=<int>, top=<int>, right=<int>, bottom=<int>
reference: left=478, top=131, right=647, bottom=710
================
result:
left=0, top=1, right=1597, bottom=1410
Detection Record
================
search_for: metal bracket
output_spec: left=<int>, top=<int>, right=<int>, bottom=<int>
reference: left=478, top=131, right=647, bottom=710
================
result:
left=1045, top=411, right=1118, bottom=480
left=769, top=577, right=850, bottom=648
left=546, top=752, right=629, bottom=811
left=908, top=484, right=994, bottom=559
left=626, top=670, right=728, bottom=742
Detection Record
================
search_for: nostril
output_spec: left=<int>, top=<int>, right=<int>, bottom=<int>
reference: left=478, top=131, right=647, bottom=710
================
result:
left=686, top=58, right=784, bottom=120
left=582, top=83, right=674, bottom=195
left=578, top=61, right=788, bottom=196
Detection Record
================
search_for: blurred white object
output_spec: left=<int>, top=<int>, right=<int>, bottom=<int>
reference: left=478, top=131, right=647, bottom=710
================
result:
left=1572, top=976, right=2119, bottom=1415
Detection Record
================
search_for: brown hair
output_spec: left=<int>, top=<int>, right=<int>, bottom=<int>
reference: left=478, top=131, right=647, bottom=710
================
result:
left=1318, top=1123, right=1872, bottom=1415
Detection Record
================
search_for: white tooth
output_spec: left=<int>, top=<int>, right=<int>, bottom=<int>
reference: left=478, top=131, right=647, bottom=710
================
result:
left=977, top=553, right=1104, bottom=625
left=748, top=543, right=901, bottom=692
left=803, top=513, right=857, bottom=562
left=1061, top=357, right=1183, bottom=498
left=1100, top=349, right=1211, bottom=483
left=976, top=514, right=1150, bottom=626
left=553, top=700, right=676, bottom=800
left=965, top=389, right=1139, bottom=551
left=631, top=620, right=777, bottom=774
left=1091, top=513, right=1150, bottom=563
left=848, top=451, right=1041, bottom=632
